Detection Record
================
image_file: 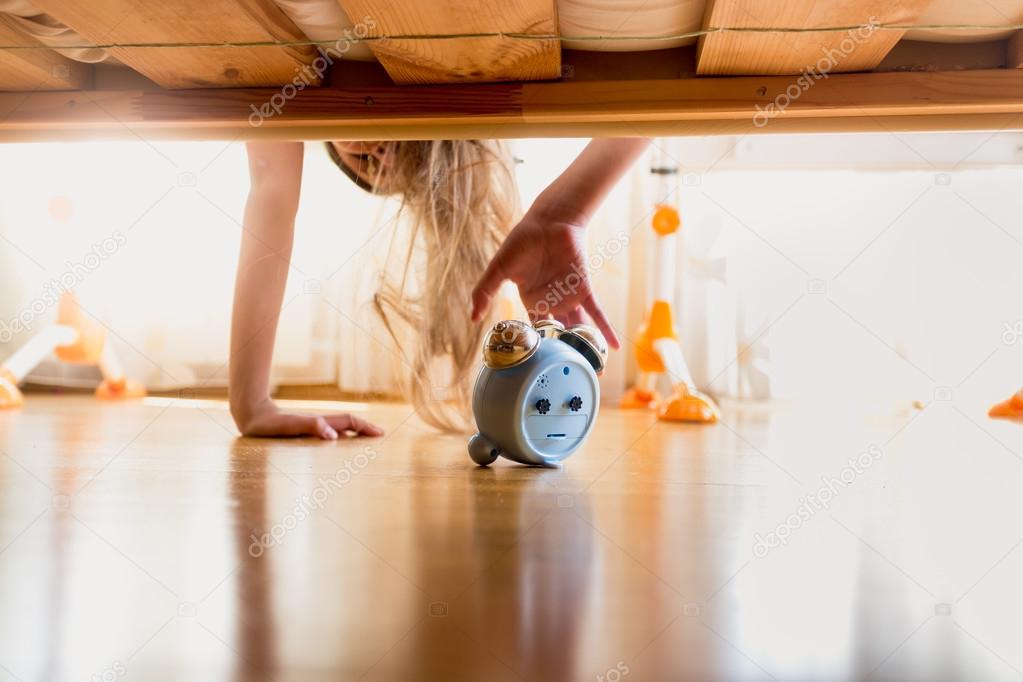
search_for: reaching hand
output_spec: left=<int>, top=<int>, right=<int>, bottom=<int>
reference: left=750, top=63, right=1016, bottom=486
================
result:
left=235, top=399, right=383, bottom=440
left=470, top=208, right=621, bottom=349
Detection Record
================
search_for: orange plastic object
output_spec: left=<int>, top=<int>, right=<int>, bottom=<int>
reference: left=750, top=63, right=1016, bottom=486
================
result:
left=652, top=204, right=681, bottom=236
left=989, top=390, right=1023, bottom=420
left=634, top=300, right=678, bottom=373
left=0, top=367, right=22, bottom=408
left=53, top=294, right=105, bottom=365
left=96, top=377, right=146, bottom=401
left=620, top=387, right=660, bottom=409
left=659, top=386, right=720, bottom=423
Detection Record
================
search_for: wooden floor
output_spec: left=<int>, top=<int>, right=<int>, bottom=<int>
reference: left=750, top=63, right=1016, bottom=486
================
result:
left=2, top=396, right=1023, bottom=681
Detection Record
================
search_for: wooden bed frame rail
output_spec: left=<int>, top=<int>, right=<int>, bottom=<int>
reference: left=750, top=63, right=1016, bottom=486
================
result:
left=2, top=67, right=1023, bottom=142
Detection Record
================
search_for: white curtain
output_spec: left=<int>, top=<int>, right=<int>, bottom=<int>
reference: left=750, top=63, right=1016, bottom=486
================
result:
left=0, top=139, right=638, bottom=399
left=0, top=140, right=393, bottom=393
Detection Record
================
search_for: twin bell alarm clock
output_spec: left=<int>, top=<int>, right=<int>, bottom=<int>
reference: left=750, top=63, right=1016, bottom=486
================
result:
left=468, top=319, right=607, bottom=467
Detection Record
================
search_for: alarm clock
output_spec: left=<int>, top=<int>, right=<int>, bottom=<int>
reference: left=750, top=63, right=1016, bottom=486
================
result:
left=468, top=319, right=607, bottom=467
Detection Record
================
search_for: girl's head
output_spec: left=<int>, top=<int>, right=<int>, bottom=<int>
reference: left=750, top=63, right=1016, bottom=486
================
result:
left=330, top=139, right=517, bottom=432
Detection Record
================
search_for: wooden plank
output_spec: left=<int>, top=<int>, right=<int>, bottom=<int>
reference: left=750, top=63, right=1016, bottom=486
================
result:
left=697, top=0, right=935, bottom=75
left=1008, top=31, right=1023, bottom=69
left=2, top=69, right=1023, bottom=141
left=335, top=0, right=560, bottom=84
left=30, top=0, right=319, bottom=88
left=0, top=15, right=91, bottom=91
left=560, top=48, right=696, bottom=82
left=877, top=39, right=1006, bottom=72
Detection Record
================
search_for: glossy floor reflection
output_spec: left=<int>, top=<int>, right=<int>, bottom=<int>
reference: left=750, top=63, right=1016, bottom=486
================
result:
left=2, top=396, right=1023, bottom=681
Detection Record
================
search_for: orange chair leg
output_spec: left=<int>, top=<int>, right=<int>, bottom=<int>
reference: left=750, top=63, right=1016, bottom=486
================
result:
left=621, top=372, right=660, bottom=409
left=0, top=367, right=23, bottom=409
left=989, top=390, right=1023, bottom=420
left=658, top=385, right=721, bottom=423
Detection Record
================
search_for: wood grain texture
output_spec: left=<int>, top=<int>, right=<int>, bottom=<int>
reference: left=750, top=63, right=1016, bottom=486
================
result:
left=697, top=0, right=935, bottom=75
left=29, top=0, right=319, bottom=88
left=1, top=68, right=1023, bottom=141
left=2, top=396, right=1023, bottom=679
left=0, top=15, right=91, bottom=91
left=336, top=0, right=560, bottom=84
left=877, top=39, right=1006, bottom=72
left=2, top=68, right=1023, bottom=141
left=1008, top=31, right=1023, bottom=69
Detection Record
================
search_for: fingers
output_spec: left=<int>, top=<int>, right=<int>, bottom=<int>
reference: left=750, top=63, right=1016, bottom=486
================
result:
left=259, top=413, right=337, bottom=440
left=471, top=252, right=511, bottom=323
left=563, top=308, right=584, bottom=327
left=310, top=415, right=339, bottom=440
left=324, top=413, right=384, bottom=437
left=581, top=293, right=621, bottom=350
left=244, top=411, right=381, bottom=440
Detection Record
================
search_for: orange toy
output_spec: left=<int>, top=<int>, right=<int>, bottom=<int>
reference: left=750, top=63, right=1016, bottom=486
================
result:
left=989, top=388, right=1023, bottom=420
left=621, top=145, right=720, bottom=423
left=0, top=293, right=144, bottom=408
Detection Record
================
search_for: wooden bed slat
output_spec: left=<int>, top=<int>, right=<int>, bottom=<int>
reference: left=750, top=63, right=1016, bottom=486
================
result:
left=335, top=0, right=560, bottom=84
left=3, top=69, right=1023, bottom=141
left=0, top=15, right=91, bottom=91
left=29, top=0, right=319, bottom=89
left=697, top=0, right=935, bottom=75
left=1007, top=32, right=1023, bottom=69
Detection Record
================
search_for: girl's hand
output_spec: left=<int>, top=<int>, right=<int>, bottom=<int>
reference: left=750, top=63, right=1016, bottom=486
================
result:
left=471, top=205, right=621, bottom=349
left=235, top=399, right=383, bottom=440
left=471, top=139, right=649, bottom=350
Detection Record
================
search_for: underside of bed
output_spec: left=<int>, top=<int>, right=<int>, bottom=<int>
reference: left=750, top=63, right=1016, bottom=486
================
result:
left=3, top=0, right=1023, bottom=141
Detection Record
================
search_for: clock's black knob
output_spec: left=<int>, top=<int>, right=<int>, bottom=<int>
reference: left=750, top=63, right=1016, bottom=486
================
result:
left=568, top=395, right=583, bottom=412
left=535, top=398, right=551, bottom=414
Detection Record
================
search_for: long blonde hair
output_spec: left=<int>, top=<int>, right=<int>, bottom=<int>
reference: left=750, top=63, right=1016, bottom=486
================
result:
left=370, top=140, right=517, bottom=432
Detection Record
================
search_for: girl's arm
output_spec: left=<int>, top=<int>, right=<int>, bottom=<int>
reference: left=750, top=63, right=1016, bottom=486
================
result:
left=533, top=138, right=651, bottom=225
left=230, top=141, right=382, bottom=439
left=471, top=138, right=651, bottom=347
